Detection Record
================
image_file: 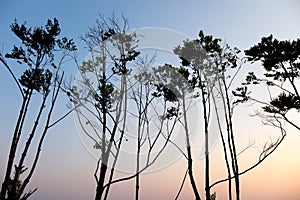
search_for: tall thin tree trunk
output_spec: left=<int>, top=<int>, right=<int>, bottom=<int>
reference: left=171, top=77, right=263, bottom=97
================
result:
left=182, top=92, right=201, bottom=200
left=17, top=75, right=64, bottom=199
left=135, top=111, right=141, bottom=200
left=0, top=90, right=31, bottom=200
left=95, top=45, right=108, bottom=200
left=204, top=107, right=210, bottom=200
left=213, top=77, right=232, bottom=200
left=96, top=72, right=126, bottom=200
left=199, top=80, right=210, bottom=200
left=95, top=162, right=108, bottom=200
left=222, top=77, right=240, bottom=200
left=135, top=147, right=140, bottom=200
left=103, top=76, right=128, bottom=200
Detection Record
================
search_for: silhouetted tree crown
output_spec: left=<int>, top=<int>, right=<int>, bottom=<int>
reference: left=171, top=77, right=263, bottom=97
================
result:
left=242, top=35, right=300, bottom=114
left=5, top=18, right=76, bottom=94
left=0, top=18, right=76, bottom=200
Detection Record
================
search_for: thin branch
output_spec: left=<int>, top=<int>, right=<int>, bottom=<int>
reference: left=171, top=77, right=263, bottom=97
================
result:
left=174, top=167, right=188, bottom=200
left=209, top=127, right=286, bottom=189
left=0, top=54, right=24, bottom=97
left=18, top=72, right=65, bottom=199
left=48, top=105, right=78, bottom=128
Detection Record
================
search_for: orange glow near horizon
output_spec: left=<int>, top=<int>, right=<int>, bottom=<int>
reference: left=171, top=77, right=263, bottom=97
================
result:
left=102, top=127, right=300, bottom=200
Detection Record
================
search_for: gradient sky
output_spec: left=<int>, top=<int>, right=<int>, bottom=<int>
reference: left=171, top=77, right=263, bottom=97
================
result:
left=1, top=1, right=300, bottom=200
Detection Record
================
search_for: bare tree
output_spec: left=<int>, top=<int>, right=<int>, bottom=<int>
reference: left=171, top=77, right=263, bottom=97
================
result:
left=77, top=53, right=188, bottom=200
left=103, top=57, right=184, bottom=200
left=69, top=14, right=141, bottom=200
left=0, top=18, right=76, bottom=200
left=70, top=15, right=180, bottom=200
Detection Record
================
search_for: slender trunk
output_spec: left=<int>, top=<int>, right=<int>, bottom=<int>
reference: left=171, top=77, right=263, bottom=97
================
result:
left=204, top=120, right=210, bottom=200
left=16, top=74, right=64, bottom=200
left=216, top=71, right=237, bottom=200
left=186, top=147, right=201, bottom=200
left=211, top=85, right=232, bottom=200
left=96, top=104, right=123, bottom=200
left=17, top=93, right=48, bottom=170
left=103, top=76, right=128, bottom=200
left=11, top=92, right=48, bottom=198
left=0, top=90, right=31, bottom=200
left=135, top=147, right=140, bottom=200
left=135, top=116, right=141, bottom=200
left=182, top=92, right=201, bottom=200
left=135, top=84, right=144, bottom=200
left=95, top=88, right=108, bottom=200
left=223, top=77, right=240, bottom=200
left=199, top=80, right=210, bottom=200
left=96, top=71, right=126, bottom=200
left=95, top=162, right=108, bottom=200
left=95, top=45, right=108, bottom=200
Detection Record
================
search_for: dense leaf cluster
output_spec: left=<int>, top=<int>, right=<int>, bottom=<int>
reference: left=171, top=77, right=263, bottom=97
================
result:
left=5, top=18, right=76, bottom=94
left=243, top=35, right=300, bottom=114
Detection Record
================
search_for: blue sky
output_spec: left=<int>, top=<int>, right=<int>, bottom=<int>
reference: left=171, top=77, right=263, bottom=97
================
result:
left=1, top=1, right=300, bottom=200
left=1, top=0, right=300, bottom=49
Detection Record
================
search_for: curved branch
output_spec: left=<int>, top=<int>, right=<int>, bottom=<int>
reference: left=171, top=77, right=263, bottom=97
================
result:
left=209, top=130, right=286, bottom=189
left=174, top=167, right=188, bottom=200
left=0, top=54, right=24, bottom=97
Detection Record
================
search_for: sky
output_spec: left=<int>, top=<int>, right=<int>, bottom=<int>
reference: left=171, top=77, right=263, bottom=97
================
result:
left=1, top=0, right=300, bottom=200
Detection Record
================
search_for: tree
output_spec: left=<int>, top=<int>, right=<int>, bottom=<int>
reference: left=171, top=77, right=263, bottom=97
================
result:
left=200, top=32, right=287, bottom=200
left=206, top=41, right=242, bottom=200
left=173, top=31, right=287, bottom=200
left=209, top=34, right=291, bottom=199
left=99, top=62, right=182, bottom=199
left=70, top=15, right=183, bottom=200
left=130, top=57, right=183, bottom=200
left=0, top=18, right=76, bottom=200
left=241, top=35, right=300, bottom=131
left=150, top=63, right=201, bottom=200
left=70, top=15, right=140, bottom=200
left=174, top=31, right=224, bottom=200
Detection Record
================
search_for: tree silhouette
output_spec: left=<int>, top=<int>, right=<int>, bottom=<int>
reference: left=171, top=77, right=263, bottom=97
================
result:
left=242, top=35, right=300, bottom=131
left=173, top=31, right=285, bottom=200
left=150, top=63, right=201, bottom=200
left=130, top=58, right=184, bottom=200
left=0, top=18, right=76, bottom=200
left=70, top=15, right=140, bottom=200
left=173, top=33, right=214, bottom=200
left=2, top=15, right=298, bottom=200
left=70, top=15, right=184, bottom=200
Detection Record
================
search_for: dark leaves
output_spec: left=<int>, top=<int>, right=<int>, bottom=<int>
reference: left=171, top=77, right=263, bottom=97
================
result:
left=165, top=106, right=179, bottom=119
left=232, top=86, right=250, bottom=105
left=153, top=83, right=178, bottom=102
left=242, top=72, right=261, bottom=85
left=198, top=30, right=222, bottom=53
left=94, top=81, right=115, bottom=112
left=5, top=18, right=76, bottom=95
left=244, top=34, right=300, bottom=116
left=19, top=68, right=52, bottom=93
left=56, top=37, right=77, bottom=51
left=113, top=50, right=140, bottom=75
left=263, top=92, right=300, bottom=114
left=5, top=46, right=31, bottom=66
left=6, top=18, right=76, bottom=68
left=245, top=34, right=300, bottom=80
